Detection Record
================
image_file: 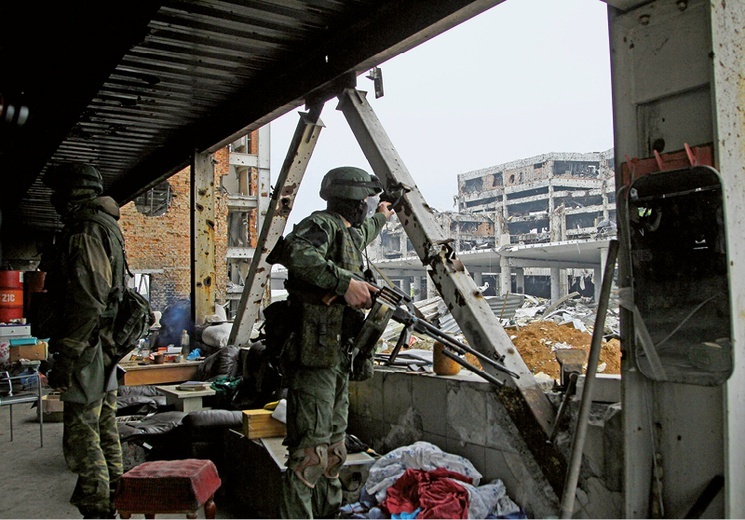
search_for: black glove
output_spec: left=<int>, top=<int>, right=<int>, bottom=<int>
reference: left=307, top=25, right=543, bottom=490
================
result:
left=48, top=353, right=74, bottom=391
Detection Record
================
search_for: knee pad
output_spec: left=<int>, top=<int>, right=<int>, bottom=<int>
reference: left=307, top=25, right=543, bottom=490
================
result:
left=324, top=439, right=347, bottom=479
left=289, top=444, right=328, bottom=489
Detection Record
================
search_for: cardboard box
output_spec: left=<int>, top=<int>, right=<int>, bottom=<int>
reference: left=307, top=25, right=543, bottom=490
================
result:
left=40, top=393, right=64, bottom=422
left=242, top=409, right=286, bottom=439
left=42, top=393, right=64, bottom=413
left=10, top=341, right=47, bottom=362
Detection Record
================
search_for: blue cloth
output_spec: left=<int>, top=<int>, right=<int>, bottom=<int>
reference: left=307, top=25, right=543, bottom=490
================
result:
left=392, top=507, right=421, bottom=519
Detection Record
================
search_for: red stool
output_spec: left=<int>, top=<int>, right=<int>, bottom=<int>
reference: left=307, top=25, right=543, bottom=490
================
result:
left=114, top=459, right=222, bottom=519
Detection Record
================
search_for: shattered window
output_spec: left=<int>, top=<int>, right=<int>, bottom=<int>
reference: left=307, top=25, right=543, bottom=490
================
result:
left=464, top=177, right=483, bottom=193
left=134, top=181, right=172, bottom=217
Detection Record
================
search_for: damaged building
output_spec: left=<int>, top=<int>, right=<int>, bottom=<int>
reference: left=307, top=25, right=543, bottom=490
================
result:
left=456, top=149, right=616, bottom=244
left=2, top=2, right=744, bottom=520
left=368, top=149, right=617, bottom=300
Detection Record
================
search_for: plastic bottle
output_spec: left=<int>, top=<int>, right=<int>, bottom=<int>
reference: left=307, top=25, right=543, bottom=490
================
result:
left=180, top=329, right=190, bottom=361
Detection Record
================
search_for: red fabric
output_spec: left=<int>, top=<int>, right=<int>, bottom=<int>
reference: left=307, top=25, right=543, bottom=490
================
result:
left=382, top=467, right=472, bottom=519
left=114, top=459, right=221, bottom=513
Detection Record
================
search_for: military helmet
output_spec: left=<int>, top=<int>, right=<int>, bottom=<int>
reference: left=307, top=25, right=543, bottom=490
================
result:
left=319, top=166, right=382, bottom=201
left=42, top=162, right=103, bottom=195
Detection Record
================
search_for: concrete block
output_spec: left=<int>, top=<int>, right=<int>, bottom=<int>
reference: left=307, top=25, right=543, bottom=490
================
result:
left=582, top=421, right=605, bottom=477
left=411, top=374, right=447, bottom=436
left=382, top=371, right=413, bottom=425
left=445, top=383, right=487, bottom=446
left=578, top=373, right=621, bottom=403
left=444, top=439, right=485, bottom=477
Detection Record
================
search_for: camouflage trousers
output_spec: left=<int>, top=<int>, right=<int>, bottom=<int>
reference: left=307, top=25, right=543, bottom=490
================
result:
left=63, top=390, right=122, bottom=517
left=280, top=357, right=349, bottom=519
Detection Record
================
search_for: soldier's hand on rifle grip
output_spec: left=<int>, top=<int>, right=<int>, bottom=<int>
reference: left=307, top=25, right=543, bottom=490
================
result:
left=377, top=201, right=394, bottom=219
left=344, top=277, right=379, bottom=309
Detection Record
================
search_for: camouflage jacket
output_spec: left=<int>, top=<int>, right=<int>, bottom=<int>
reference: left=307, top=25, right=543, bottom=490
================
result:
left=270, top=210, right=386, bottom=301
left=43, top=196, right=126, bottom=404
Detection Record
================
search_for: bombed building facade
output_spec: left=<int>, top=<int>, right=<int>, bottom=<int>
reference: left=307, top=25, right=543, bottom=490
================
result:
left=368, top=149, right=616, bottom=299
left=456, top=148, right=616, bottom=245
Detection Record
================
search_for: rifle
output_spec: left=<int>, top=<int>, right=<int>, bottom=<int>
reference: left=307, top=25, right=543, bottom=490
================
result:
left=333, top=274, right=519, bottom=387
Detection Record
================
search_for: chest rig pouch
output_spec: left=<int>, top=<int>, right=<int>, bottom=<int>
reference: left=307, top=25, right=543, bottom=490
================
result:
left=291, top=302, right=345, bottom=368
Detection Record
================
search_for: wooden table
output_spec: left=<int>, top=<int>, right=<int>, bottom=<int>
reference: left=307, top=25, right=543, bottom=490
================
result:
left=117, top=360, right=202, bottom=386
left=156, top=384, right=216, bottom=413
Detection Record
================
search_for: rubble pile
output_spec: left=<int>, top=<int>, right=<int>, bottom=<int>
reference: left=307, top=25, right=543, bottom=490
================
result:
left=505, top=320, right=621, bottom=380
left=380, top=293, right=622, bottom=382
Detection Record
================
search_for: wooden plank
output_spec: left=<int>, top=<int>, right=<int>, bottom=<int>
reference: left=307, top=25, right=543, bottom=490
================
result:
left=117, top=361, right=201, bottom=386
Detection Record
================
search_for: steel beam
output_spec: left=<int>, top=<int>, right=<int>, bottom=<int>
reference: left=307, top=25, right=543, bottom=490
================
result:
left=337, top=88, right=566, bottom=493
left=229, top=106, right=325, bottom=347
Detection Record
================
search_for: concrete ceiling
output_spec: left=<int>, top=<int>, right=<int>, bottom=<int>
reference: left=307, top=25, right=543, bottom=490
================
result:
left=0, top=0, right=505, bottom=237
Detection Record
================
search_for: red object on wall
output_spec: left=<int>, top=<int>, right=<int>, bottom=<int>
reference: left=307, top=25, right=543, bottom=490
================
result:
left=0, top=270, right=24, bottom=323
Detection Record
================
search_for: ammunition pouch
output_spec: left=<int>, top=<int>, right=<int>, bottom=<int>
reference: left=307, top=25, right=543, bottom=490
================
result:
left=291, top=302, right=345, bottom=368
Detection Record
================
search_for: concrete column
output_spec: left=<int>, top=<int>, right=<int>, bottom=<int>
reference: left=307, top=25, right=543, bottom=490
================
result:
left=515, top=268, right=525, bottom=294
left=402, top=277, right=412, bottom=298
left=595, top=246, right=608, bottom=303
left=192, top=151, right=216, bottom=326
left=473, top=271, right=483, bottom=287
left=550, top=267, right=561, bottom=303
left=499, top=255, right=511, bottom=296
left=426, top=270, right=438, bottom=298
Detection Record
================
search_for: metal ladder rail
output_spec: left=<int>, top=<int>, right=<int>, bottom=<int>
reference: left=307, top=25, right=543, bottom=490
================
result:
left=229, top=106, right=325, bottom=347
left=337, top=87, right=567, bottom=494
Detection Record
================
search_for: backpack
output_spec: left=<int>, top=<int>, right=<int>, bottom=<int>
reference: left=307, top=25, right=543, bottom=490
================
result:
left=112, top=283, right=154, bottom=358
left=107, top=228, right=154, bottom=359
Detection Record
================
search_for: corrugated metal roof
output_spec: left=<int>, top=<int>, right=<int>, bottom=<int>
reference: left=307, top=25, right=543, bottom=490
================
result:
left=1, top=0, right=504, bottom=237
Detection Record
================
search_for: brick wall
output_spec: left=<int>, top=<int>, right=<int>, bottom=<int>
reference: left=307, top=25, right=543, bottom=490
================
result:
left=119, top=148, right=231, bottom=315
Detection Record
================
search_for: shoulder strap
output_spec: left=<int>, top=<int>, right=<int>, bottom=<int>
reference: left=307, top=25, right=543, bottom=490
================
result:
left=72, top=210, right=132, bottom=282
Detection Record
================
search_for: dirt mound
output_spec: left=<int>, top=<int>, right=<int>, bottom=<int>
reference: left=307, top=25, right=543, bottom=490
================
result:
left=504, top=320, right=621, bottom=380
left=389, top=317, right=622, bottom=382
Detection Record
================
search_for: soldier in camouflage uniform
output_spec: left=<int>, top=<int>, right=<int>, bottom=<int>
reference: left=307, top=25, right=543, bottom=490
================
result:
left=268, top=166, right=394, bottom=518
left=43, top=163, right=126, bottom=519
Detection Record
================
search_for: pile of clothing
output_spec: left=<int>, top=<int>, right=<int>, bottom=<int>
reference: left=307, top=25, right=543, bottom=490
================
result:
left=341, top=441, right=525, bottom=519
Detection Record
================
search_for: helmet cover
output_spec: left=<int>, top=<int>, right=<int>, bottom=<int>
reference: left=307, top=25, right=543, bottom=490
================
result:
left=42, top=162, right=103, bottom=195
left=319, top=166, right=382, bottom=201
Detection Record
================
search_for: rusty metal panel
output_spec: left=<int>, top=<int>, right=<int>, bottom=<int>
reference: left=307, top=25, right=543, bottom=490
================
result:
left=712, top=0, right=745, bottom=516
left=229, top=107, right=325, bottom=346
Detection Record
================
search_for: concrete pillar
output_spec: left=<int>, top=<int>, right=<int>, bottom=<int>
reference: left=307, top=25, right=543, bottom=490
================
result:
left=499, top=255, right=511, bottom=296
left=515, top=268, right=525, bottom=294
left=192, top=151, right=216, bottom=326
left=550, top=267, right=561, bottom=303
left=402, top=277, right=412, bottom=298
left=595, top=246, right=608, bottom=303
left=473, top=271, right=483, bottom=287
left=426, top=270, right=438, bottom=298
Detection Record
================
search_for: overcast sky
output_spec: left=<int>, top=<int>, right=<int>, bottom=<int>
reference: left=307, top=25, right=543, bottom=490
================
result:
left=269, top=0, right=614, bottom=228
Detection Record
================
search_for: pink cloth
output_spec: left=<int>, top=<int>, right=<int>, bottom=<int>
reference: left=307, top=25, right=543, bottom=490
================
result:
left=382, top=467, right=472, bottom=519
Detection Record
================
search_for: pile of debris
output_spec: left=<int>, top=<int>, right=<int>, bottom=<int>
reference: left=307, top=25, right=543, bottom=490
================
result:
left=378, top=291, right=622, bottom=382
